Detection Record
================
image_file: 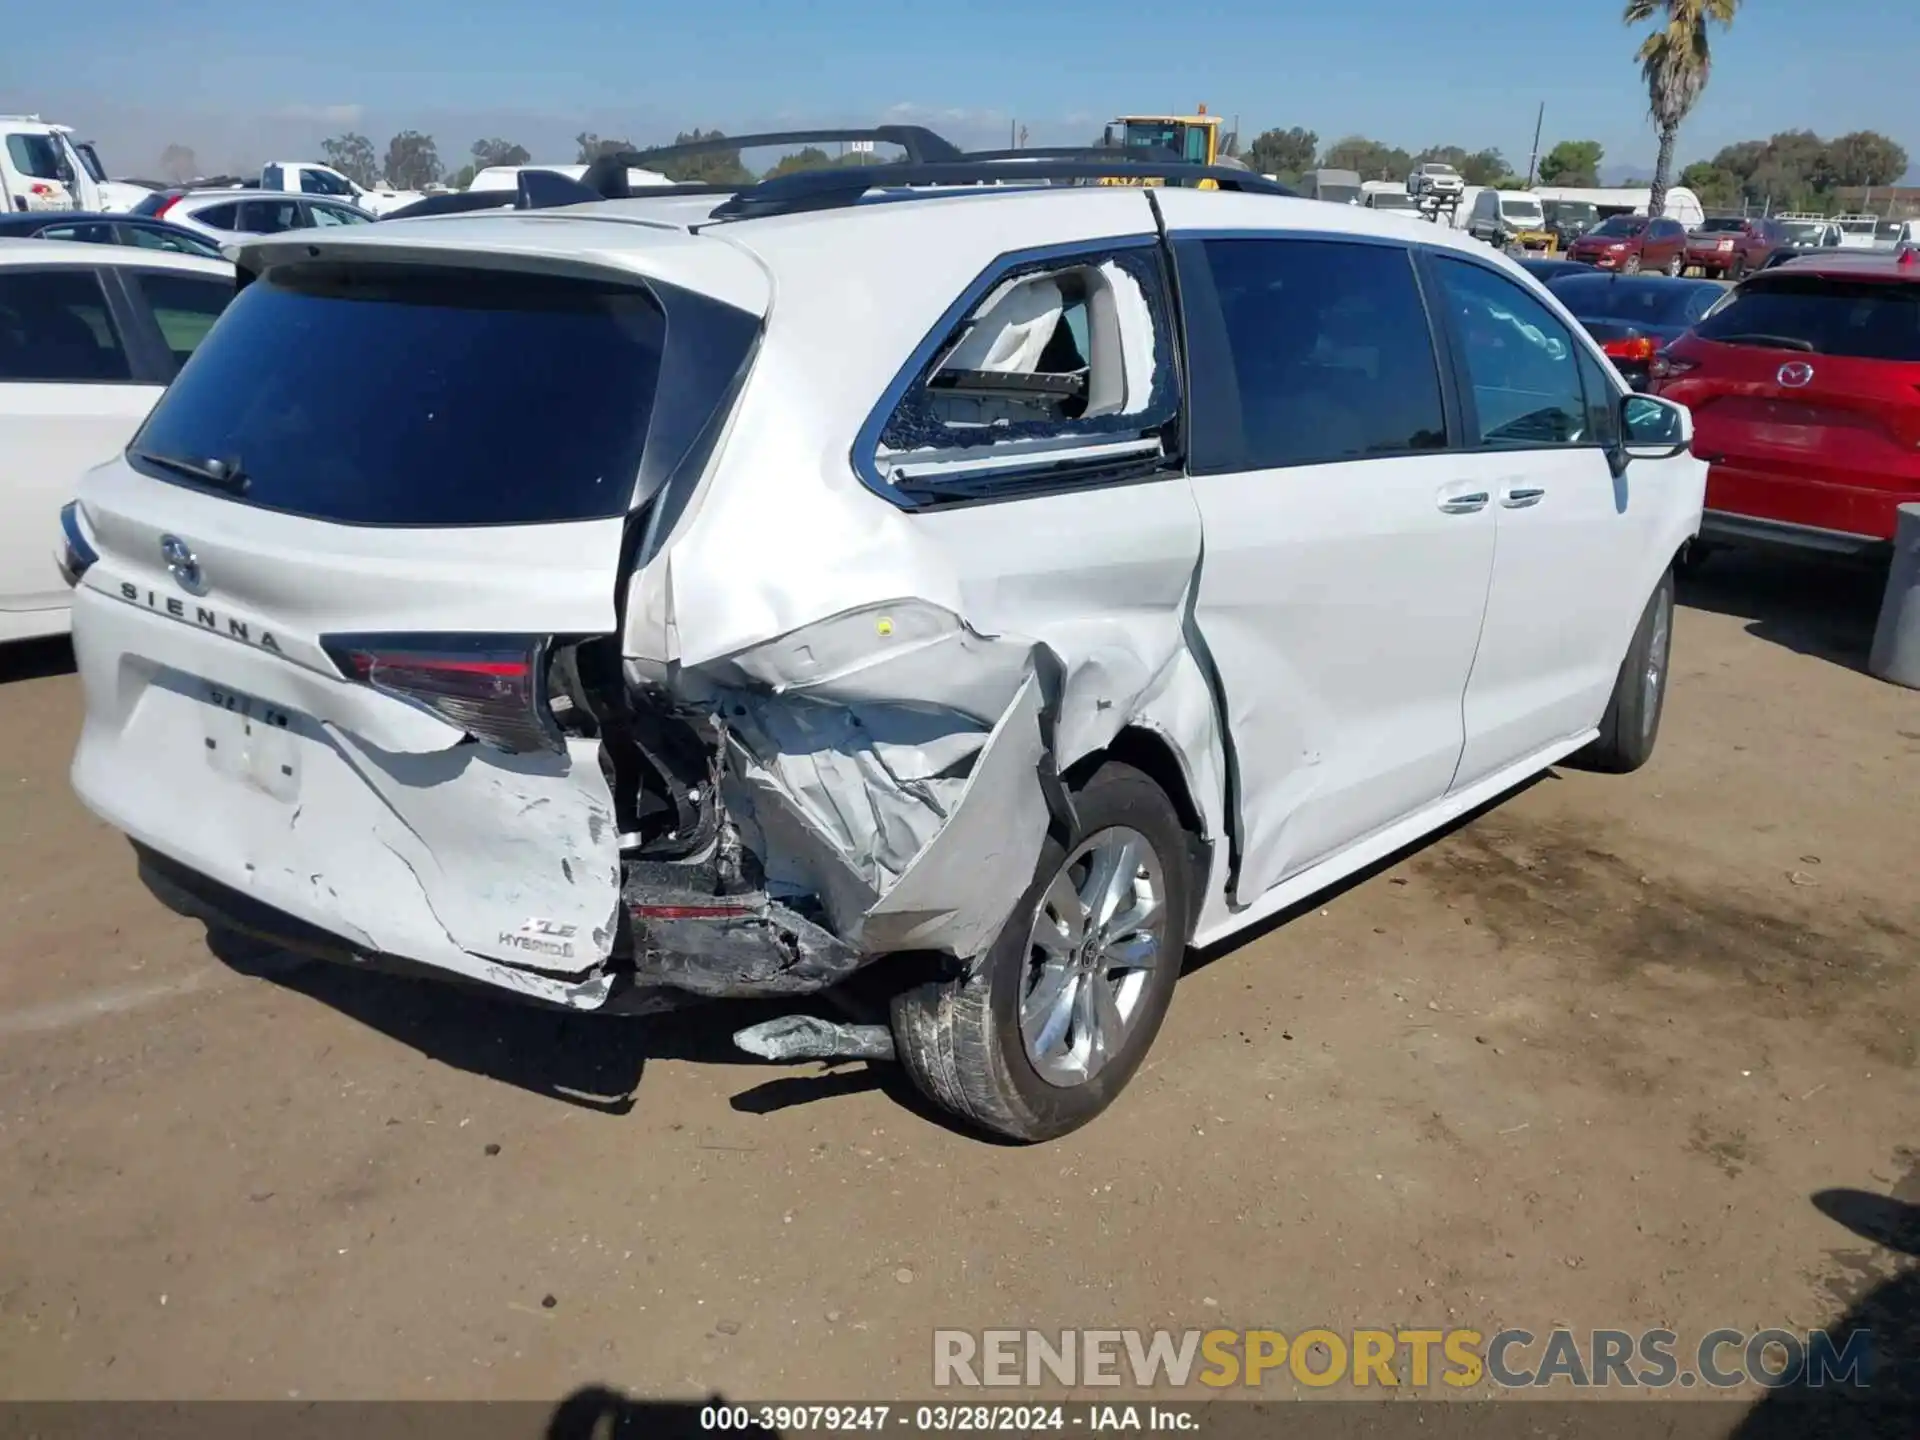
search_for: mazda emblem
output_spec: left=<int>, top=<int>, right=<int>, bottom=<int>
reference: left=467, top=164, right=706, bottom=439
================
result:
left=1777, top=361, right=1814, bottom=388
left=160, top=534, right=207, bottom=596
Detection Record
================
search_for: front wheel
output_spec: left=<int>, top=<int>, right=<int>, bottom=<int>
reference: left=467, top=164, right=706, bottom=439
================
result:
left=1623, top=253, right=1643, bottom=275
left=890, top=762, right=1192, bottom=1142
left=1575, top=569, right=1676, bottom=775
left=1665, top=252, right=1685, bottom=277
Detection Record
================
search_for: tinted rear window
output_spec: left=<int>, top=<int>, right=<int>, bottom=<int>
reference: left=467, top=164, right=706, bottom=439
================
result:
left=130, top=264, right=668, bottom=526
left=1550, top=275, right=1705, bottom=325
left=1695, top=277, right=1920, bottom=362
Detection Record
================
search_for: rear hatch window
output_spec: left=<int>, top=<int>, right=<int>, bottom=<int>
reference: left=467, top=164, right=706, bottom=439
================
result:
left=1695, top=275, right=1920, bottom=362
left=130, top=264, right=676, bottom=526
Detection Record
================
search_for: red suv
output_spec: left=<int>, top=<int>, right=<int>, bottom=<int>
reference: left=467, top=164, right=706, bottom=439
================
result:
left=1683, top=217, right=1792, bottom=280
left=1567, top=214, right=1690, bottom=275
left=1652, top=250, right=1920, bottom=556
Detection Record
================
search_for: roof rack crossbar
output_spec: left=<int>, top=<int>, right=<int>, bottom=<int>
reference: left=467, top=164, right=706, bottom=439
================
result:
left=582, top=125, right=966, bottom=198
left=708, top=161, right=1294, bottom=221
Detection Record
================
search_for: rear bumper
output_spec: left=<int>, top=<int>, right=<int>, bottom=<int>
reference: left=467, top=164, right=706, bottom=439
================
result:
left=1699, top=461, right=1917, bottom=547
left=1699, top=510, right=1894, bottom=560
left=136, top=841, right=873, bottom=1014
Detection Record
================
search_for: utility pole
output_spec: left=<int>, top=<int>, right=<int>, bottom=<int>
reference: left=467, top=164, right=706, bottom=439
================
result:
left=1524, top=101, right=1544, bottom=187
left=1010, top=118, right=1017, bottom=150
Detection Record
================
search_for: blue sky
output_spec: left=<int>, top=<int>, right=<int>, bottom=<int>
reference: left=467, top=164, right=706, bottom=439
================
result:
left=8, top=0, right=1916, bottom=182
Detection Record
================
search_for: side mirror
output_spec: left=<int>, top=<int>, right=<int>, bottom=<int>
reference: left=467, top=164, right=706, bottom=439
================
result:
left=1620, top=393, right=1691, bottom=459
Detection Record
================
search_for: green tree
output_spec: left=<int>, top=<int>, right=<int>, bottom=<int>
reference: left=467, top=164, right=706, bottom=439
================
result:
left=159, top=143, right=198, bottom=184
left=1245, top=127, right=1318, bottom=178
left=470, top=138, right=531, bottom=170
left=575, top=132, right=634, bottom=164
left=1624, top=0, right=1741, bottom=219
left=1679, top=160, right=1741, bottom=209
left=320, top=132, right=379, bottom=189
left=1825, top=130, right=1909, bottom=189
left=448, top=163, right=478, bottom=189
left=1459, top=149, right=1509, bottom=186
left=1320, top=135, right=1411, bottom=181
left=764, top=146, right=834, bottom=178
left=639, top=128, right=752, bottom=185
left=1538, top=139, right=1604, bottom=186
left=382, top=131, right=441, bottom=190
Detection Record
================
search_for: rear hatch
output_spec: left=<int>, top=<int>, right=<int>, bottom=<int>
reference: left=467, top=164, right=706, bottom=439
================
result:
left=1657, top=268, right=1920, bottom=539
left=67, top=225, right=766, bottom=1004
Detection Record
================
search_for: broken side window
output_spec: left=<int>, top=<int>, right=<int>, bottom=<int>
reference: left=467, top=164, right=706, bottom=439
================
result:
left=871, top=245, right=1180, bottom=494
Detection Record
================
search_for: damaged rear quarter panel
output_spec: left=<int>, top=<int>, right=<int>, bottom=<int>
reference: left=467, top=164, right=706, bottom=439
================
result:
left=331, top=732, right=622, bottom=976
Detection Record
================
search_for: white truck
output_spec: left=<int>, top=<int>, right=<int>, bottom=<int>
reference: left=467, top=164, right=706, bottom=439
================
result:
left=256, top=162, right=422, bottom=216
left=1, top=116, right=150, bottom=214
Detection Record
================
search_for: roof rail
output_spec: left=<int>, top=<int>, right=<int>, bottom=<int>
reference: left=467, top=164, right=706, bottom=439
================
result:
left=960, top=145, right=1183, bottom=164
left=707, top=160, right=1295, bottom=221
left=581, top=125, right=965, bottom=198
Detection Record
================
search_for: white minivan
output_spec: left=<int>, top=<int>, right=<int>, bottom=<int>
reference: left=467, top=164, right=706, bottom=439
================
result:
left=62, top=168, right=1705, bottom=1140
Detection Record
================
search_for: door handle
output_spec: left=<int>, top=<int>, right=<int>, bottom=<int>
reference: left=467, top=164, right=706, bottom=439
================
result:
left=1439, top=491, right=1490, bottom=514
left=1500, top=486, right=1547, bottom=508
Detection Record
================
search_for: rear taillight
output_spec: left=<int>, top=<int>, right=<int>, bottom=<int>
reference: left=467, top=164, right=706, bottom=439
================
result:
left=56, top=502, right=97, bottom=587
left=1603, top=336, right=1657, bottom=364
left=1650, top=350, right=1697, bottom=381
left=322, top=634, right=561, bottom=754
left=155, top=195, right=181, bottom=219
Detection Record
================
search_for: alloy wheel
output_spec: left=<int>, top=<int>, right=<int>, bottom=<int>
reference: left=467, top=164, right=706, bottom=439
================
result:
left=1019, top=827, right=1168, bottom=1088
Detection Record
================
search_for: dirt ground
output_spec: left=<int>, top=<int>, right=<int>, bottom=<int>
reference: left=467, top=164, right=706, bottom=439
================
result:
left=0, top=549, right=1915, bottom=1418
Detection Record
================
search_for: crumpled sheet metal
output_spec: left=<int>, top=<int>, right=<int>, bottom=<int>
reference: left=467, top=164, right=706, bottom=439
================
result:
left=692, top=594, right=1199, bottom=964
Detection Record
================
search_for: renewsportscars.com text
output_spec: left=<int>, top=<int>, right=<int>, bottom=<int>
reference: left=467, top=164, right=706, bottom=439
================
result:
left=933, top=1327, right=1877, bottom=1391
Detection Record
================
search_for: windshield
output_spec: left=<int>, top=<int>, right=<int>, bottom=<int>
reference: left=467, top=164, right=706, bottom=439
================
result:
left=1549, top=275, right=1704, bottom=325
left=1120, top=122, right=1210, bottom=163
left=71, top=140, right=107, bottom=183
left=1501, top=199, right=1544, bottom=224
left=1370, top=192, right=1417, bottom=210
left=1544, top=201, right=1597, bottom=224
left=1775, top=221, right=1828, bottom=245
left=1319, top=184, right=1361, bottom=204
left=131, top=265, right=675, bottom=526
left=1694, top=275, right=1920, bottom=361
left=1593, top=215, right=1648, bottom=237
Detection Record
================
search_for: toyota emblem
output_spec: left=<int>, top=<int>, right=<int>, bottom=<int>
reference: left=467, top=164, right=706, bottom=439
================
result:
left=1777, top=361, right=1815, bottom=388
left=160, top=534, right=207, bottom=596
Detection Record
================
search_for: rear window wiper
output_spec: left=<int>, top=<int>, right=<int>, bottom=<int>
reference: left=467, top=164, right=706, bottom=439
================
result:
left=131, top=449, right=250, bottom=493
left=1709, top=332, right=1817, bottom=352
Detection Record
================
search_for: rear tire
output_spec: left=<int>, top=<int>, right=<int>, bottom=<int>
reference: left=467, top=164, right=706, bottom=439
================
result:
left=1577, top=569, right=1676, bottom=775
left=890, top=762, right=1192, bottom=1143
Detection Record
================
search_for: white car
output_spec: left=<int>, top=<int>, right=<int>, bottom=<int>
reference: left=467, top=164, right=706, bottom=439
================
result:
left=62, top=168, right=1705, bottom=1140
left=0, top=240, right=232, bottom=643
left=134, top=189, right=376, bottom=244
left=1408, top=162, right=1466, bottom=201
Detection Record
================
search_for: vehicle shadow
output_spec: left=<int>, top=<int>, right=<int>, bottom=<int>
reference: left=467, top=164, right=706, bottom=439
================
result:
left=0, top=635, right=75, bottom=685
left=202, top=925, right=940, bottom=1126
left=1726, top=1184, right=1918, bottom=1438
left=1677, top=548, right=1886, bottom=674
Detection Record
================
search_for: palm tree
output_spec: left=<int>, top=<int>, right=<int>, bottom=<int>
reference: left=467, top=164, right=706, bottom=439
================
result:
left=1624, top=0, right=1739, bottom=218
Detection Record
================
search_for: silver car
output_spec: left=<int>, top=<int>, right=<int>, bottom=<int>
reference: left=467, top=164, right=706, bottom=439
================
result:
left=133, top=188, right=375, bottom=243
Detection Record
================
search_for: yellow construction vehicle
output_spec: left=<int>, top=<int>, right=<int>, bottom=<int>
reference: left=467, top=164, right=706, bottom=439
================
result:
left=1101, top=106, right=1238, bottom=187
